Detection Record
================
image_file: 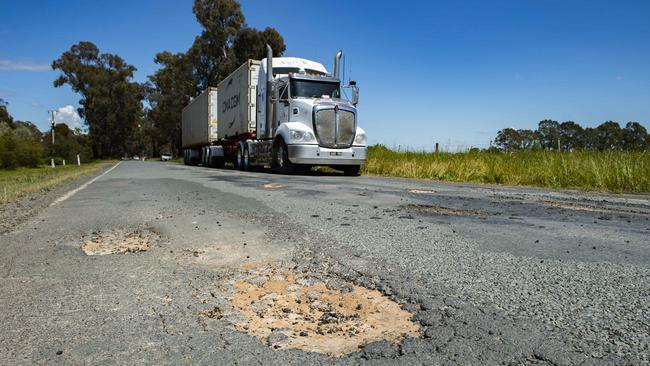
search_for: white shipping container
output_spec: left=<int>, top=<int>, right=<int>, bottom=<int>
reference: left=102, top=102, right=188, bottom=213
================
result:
left=181, top=87, right=218, bottom=148
left=217, top=60, right=260, bottom=138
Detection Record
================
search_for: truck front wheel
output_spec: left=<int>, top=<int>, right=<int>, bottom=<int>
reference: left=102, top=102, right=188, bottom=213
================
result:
left=272, top=138, right=295, bottom=174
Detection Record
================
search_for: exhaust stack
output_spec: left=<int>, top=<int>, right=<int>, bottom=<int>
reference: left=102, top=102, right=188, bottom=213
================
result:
left=266, top=44, right=273, bottom=137
left=333, top=50, right=342, bottom=79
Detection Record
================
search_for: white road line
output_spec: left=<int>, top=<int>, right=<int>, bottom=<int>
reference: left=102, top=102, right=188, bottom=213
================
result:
left=50, top=162, right=122, bottom=206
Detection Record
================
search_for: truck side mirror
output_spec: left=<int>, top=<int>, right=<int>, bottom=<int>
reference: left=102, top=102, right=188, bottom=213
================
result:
left=350, top=82, right=359, bottom=106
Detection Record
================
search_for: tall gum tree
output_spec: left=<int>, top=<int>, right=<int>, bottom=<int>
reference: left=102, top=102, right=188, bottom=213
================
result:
left=52, top=41, right=144, bottom=158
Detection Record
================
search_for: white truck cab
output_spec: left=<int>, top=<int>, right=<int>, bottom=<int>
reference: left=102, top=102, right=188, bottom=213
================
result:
left=256, top=49, right=367, bottom=174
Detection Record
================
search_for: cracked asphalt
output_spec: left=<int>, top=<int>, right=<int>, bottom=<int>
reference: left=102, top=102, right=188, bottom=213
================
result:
left=1, top=161, right=648, bottom=365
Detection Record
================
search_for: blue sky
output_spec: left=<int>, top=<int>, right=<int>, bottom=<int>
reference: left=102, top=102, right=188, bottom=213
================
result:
left=1, top=0, right=649, bottom=150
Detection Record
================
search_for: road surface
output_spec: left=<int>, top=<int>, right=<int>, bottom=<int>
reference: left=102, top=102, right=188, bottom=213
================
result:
left=1, top=161, right=648, bottom=365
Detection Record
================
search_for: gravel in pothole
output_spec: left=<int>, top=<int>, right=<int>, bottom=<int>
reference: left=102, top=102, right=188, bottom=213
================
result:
left=80, top=228, right=159, bottom=255
left=231, top=265, right=420, bottom=357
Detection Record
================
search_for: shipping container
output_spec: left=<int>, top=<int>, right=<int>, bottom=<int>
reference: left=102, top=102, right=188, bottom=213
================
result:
left=217, top=60, right=260, bottom=138
left=181, top=87, right=218, bottom=149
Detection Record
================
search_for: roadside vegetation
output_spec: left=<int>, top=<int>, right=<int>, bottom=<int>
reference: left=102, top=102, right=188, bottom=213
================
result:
left=363, top=119, right=650, bottom=193
left=0, top=161, right=112, bottom=204
left=1, top=100, right=94, bottom=169
left=363, top=145, right=650, bottom=193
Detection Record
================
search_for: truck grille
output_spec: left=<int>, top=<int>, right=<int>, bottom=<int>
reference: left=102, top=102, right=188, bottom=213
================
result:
left=313, top=107, right=356, bottom=148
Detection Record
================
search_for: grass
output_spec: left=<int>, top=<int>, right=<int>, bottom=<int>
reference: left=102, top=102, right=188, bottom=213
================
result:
left=0, top=161, right=115, bottom=204
left=362, top=146, right=650, bottom=193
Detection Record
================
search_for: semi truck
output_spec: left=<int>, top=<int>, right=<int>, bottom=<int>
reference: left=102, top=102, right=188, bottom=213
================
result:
left=181, top=46, right=367, bottom=175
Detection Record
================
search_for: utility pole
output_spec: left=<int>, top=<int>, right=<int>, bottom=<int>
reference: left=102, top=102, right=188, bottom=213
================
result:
left=49, top=110, right=56, bottom=167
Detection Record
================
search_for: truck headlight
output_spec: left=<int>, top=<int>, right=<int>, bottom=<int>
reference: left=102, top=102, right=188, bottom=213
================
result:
left=290, top=129, right=315, bottom=143
left=354, top=132, right=367, bottom=145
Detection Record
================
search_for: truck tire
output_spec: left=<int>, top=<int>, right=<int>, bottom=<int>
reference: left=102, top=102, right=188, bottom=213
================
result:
left=272, top=138, right=295, bottom=174
left=243, top=145, right=251, bottom=171
left=235, top=144, right=244, bottom=170
left=341, top=165, right=361, bottom=176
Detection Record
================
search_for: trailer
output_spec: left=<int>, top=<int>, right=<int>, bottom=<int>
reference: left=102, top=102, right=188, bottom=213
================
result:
left=181, top=87, right=219, bottom=165
left=181, top=46, right=367, bottom=175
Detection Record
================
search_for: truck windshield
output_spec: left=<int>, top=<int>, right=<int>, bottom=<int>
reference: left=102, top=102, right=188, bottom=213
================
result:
left=290, top=79, right=340, bottom=99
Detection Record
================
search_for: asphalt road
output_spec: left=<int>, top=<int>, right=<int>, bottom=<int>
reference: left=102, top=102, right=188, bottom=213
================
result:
left=1, top=161, right=648, bottom=365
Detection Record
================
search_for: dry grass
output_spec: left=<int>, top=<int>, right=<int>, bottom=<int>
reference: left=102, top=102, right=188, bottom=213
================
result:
left=0, top=161, right=114, bottom=204
left=362, top=146, right=650, bottom=193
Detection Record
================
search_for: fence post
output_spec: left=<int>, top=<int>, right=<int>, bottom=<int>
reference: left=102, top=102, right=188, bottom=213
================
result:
left=62, top=160, right=66, bottom=166
left=77, top=154, right=81, bottom=166
left=435, top=142, right=439, bottom=153
left=51, top=158, right=55, bottom=168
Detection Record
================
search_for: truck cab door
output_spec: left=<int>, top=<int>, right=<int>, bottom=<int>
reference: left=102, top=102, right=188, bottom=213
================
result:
left=277, top=82, right=290, bottom=126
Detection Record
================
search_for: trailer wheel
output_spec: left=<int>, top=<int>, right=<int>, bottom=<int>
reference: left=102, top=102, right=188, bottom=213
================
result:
left=272, top=138, right=295, bottom=174
left=243, top=145, right=251, bottom=171
left=235, top=144, right=244, bottom=170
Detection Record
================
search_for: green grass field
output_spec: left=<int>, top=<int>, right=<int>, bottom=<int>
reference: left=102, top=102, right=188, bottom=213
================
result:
left=362, top=146, right=650, bottom=193
left=0, top=161, right=114, bottom=204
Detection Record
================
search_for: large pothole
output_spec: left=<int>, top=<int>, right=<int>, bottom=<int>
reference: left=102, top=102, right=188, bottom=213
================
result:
left=81, top=229, right=159, bottom=255
left=231, top=264, right=420, bottom=357
left=404, top=203, right=492, bottom=217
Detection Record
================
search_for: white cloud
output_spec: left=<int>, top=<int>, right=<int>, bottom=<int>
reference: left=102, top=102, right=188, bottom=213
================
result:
left=55, top=105, right=83, bottom=129
left=0, top=59, right=50, bottom=72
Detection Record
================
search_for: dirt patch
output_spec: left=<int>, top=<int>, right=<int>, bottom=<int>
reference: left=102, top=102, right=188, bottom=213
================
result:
left=404, top=203, right=491, bottom=217
left=231, top=265, right=420, bottom=357
left=408, top=189, right=436, bottom=194
left=199, top=306, right=223, bottom=319
left=541, top=200, right=650, bottom=215
left=546, top=202, right=606, bottom=213
left=262, top=183, right=284, bottom=189
left=81, top=229, right=158, bottom=255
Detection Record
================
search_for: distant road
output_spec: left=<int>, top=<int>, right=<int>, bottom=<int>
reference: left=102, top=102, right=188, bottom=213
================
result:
left=1, top=161, right=648, bottom=364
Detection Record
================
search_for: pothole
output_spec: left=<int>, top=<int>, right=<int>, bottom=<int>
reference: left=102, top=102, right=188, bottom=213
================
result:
left=404, top=203, right=492, bottom=217
left=231, top=265, right=420, bottom=357
left=262, top=183, right=284, bottom=189
left=81, top=229, right=159, bottom=255
left=408, top=189, right=436, bottom=194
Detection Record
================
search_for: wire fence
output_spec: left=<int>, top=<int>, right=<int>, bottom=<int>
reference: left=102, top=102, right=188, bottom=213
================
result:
left=380, top=141, right=494, bottom=153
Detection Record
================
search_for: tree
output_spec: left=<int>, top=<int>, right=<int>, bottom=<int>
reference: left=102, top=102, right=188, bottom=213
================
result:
left=538, top=119, right=561, bottom=150
left=0, top=99, right=14, bottom=128
left=0, top=119, right=42, bottom=168
left=42, top=123, right=92, bottom=163
left=494, top=128, right=541, bottom=151
left=559, top=121, right=584, bottom=151
left=52, top=41, right=144, bottom=158
left=594, top=121, right=623, bottom=151
left=147, top=51, right=196, bottom=154
left=233, top=26, right=286, bottom=65
left=621, top=122, right=648, bottom=151
left=190, top=0, right=245, bottom=90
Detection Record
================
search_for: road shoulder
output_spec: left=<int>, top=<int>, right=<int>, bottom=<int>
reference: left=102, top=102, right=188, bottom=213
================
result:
left=0, top=163, right=116, bottom=235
